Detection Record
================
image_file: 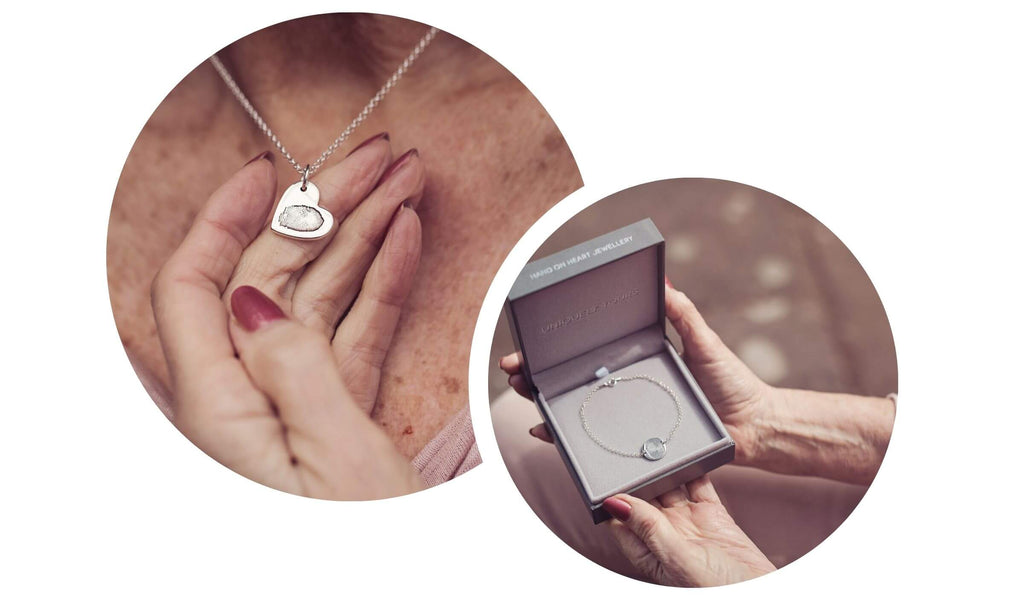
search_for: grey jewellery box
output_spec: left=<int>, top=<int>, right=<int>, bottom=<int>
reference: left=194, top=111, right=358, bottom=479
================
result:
left=505, top=219, right=735, bottom=523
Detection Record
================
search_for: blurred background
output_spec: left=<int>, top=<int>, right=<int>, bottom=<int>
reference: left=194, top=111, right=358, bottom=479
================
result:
left=489, top=178, right=897, bottom=400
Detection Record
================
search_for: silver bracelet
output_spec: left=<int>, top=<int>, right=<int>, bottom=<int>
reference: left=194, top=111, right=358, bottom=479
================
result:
left=578, top=374, right=684, bottom=461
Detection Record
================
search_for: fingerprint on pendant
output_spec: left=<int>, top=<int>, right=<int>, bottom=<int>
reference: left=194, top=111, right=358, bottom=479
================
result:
left=279, top=205, right=325, bottom=232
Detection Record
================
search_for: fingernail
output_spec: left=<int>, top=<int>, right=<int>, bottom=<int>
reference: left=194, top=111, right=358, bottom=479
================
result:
left=528, top=424, right=546, bottom=439
left=379, top=148, right=418, bottom=183
left=603, top=497, right=632, bottom=521
left=244, top=150, right=273, bottom=166
left=664, top=276, right=675, bottom=290
left=346, top=131, right=390, bottom=157
left=230, top=286, right=285, bottom=331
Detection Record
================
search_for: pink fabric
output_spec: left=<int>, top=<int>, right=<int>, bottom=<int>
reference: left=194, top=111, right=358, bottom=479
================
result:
left=413, top=405, right=481, bottom=487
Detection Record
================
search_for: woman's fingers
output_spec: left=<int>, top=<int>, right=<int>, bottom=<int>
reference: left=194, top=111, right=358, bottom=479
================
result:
left=664, top=280, right=734, bottom=366
left=331, top=206, right=422, bottom=414
left=527, top=423, right=554, bottom=444
left=664, top=280, right=769, bottom=419
left=229, top=285, right=422, bottom=500
left=498, top=352, right=522, bottom=375
left=508, top=374, right=532, bottom=399
left=152, top=155, right=277, bottom=407
left=292, top=149, right=426, bottom=335
left=606, top=520, right=651, bottom=577
left=685, top=475, right=722, bottom=504
left=604, top=494, right=676, bottom=547
left=502, top=354, right=532, bottom=400
left=657, top=484, right=693, bottom=508
left=655, top=477, right=717, bottom=508
left=603, top=494, right=677, bottom=577
left=226, top=133, right=393, bottom=301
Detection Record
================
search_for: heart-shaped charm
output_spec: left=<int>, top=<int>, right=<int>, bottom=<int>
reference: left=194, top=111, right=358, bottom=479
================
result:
left=270, top=181, right=334, bottom=240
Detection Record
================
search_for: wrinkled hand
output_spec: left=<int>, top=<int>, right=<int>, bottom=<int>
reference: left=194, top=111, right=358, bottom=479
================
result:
left=151, top=136, right=425, bottom=499
left=499, top=281, right=771, bottom=463
left=602, top=477, right=774, bottom=587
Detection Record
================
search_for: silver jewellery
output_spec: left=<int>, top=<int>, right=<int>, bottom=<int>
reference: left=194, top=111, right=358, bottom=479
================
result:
left=579, top=375, right=684, bottom=461
left=208, top=26, right=440, bottom=240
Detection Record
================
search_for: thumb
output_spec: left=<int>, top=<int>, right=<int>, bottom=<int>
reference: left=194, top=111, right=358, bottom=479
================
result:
left=229, top=285, right=421, bottom=499
left=603, top=494, right=678, bottom=571
left=664, top=280, right=733, bottom=366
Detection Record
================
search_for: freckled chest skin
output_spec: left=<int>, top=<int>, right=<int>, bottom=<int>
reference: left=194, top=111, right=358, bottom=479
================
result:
left=107, top=26, right=582, bottom=458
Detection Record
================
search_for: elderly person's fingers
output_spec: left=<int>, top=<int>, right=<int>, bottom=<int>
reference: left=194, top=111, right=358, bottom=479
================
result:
left=502, top=353, right=533, bottom=400
left=685, top=474, right=722, bottom=504
left=293, top=148, right=426, bottom=336
left=499, top=352, right=523, bottom=375
left=656, top=484, right=693, bottom=508
left=228, top=285, right=422, bottom=500
left=332, top=206, right=422, bottom=414
left=152, top=154, right=277, bottom=424
left=528, top=423, right=554, bottom=444
left=654, top=477, right=720, bottom=508
left=226, top=133, right=393, bottom=302
left=508, top=374, right=532, bottom=399
left=664, top=280, right=771, bottom=456
left=665, top=279, right=750, bottom=369
left=603, top=494, right=678, bottom=579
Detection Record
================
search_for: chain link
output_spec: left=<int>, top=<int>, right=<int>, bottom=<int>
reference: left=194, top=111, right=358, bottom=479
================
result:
left=578, top=374, right=684, bottom=458
left=209, top=26, right=439, bottom=177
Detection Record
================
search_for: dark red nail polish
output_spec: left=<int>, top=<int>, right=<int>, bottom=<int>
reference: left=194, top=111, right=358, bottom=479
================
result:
left=603, top=497, right=632, bottom=521
left=244, top=150, right=274, bottom=167
left=230, top=286, right=285, bottom=331
left=528, top=424, right=546, bottom=439
left=346, top=131, right=390, bottom=157
left=379, top=149, right=418, bottom=182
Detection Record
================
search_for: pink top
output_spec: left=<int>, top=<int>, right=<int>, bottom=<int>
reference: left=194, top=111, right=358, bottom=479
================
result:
left=412, top=405, right=481, bottom=486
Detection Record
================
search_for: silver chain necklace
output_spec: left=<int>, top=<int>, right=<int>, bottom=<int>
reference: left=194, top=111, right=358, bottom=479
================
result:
left=579, top=375, right=684, bottom=461
left=208, top=26, right=439, bottom=240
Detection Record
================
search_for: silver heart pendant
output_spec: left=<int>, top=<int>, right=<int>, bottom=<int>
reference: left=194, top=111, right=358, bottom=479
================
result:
left=270, top=181, right=334, bottom=240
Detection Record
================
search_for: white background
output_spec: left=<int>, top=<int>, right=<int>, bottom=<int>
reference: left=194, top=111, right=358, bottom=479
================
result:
left=2, top=1, right=1021, bottom=598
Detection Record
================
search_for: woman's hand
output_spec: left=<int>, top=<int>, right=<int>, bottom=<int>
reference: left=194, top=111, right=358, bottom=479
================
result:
left=151, top=134, right=425, bottom=499
left=499, top=281, right=772, bottom=464
left=658, top=280, right=772, bottom=462
left=663, top=282, right=895, bottom=483
left=601, top=476, right=775, bottom=587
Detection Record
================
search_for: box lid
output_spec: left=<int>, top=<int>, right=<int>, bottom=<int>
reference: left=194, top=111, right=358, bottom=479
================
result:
left=507, top=219, right=666, bottom=389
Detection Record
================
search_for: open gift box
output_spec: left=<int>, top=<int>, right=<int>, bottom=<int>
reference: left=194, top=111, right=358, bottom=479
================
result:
left=505, top=219, right=735, bottom=522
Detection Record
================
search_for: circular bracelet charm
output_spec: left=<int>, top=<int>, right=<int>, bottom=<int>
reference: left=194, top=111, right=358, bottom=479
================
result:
left=578, top=375, right=684, bottom=461
left=642, top=437, right=668, bottom=460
